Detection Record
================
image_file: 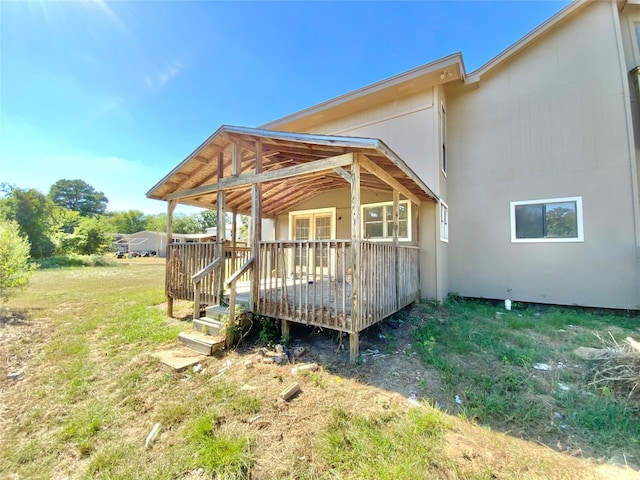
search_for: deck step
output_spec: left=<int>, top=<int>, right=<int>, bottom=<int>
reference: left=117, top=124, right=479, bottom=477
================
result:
left=193, top=318, right=225, bottom=336
left=178, top=331, right=225, bottom=356
left=206, top=304, right=230, bottom=320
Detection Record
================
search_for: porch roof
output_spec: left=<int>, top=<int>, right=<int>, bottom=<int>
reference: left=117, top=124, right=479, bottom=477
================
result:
left=147, top=125, right=438, bottom=216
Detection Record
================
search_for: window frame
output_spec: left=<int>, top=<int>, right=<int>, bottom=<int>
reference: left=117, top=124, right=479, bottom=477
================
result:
left=440, top=201, right=449, bottom=243
left=510, top=196, right=584, bottom=243
left=440, top=101, right=447, bottom=176
left=361, top=200, right=412, bottom=242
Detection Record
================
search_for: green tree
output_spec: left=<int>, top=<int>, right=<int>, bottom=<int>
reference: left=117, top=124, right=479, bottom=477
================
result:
left=106, top=210, right=147, bottom=234
left=0, top=185, right=56, bottom=258
left=69, top=217, right=112, bottom=255
left=145, top=213, right=168, bottom=232
left=173, top=213, right=201, bottom=234
left=197, top=210, right=218, bottom=232
left=49, top=179, right=108, bottom=217
left=0, top=219, right=35, bottom=301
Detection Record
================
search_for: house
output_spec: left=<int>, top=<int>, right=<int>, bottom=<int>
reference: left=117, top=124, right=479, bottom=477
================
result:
left=147, top=0, right=640, bottom=361
left=115, top=231, right=217, bottom=257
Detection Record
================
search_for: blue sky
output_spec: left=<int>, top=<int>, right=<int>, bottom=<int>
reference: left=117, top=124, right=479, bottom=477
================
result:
left=1, top=0, right=570, bottom=214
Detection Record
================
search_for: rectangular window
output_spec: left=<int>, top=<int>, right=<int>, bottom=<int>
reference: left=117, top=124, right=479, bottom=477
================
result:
left=510, top=196, right=583, bottom=243
left=362, top=200, right=411, bottom=241
left=441, top=102, right=447, bottom=175
left=440, top=202, right=449, bottom=242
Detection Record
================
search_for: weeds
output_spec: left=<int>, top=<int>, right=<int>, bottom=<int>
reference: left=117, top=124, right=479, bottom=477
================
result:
left=320, top=407, right=447, bottom=479
left=412, top=298, right=640, bottom=461
left=184, top=411, right=253, bottom=477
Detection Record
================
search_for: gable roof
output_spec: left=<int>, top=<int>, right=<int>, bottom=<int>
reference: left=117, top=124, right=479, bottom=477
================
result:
left=146, top=125, right=437, bottom=216
left=261, top=1, right=589, bottom=131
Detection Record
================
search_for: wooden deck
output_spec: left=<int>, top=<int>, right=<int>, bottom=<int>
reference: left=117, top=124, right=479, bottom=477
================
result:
left=166, top=239, right=419, bottom=334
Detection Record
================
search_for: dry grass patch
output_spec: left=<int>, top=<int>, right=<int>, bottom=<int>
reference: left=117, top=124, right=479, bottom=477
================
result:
left=1, top=264, right=638, bottom=479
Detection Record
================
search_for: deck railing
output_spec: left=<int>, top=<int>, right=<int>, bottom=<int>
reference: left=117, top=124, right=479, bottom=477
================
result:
left=167, top=240, right=420, bottom=332
left=257, top=240, right=420, bottom=333
left=166, top=243, right=251, bottom=304
left=258, top=240, right=352, bottom=331
left=355, top=242, right=420, bottom=331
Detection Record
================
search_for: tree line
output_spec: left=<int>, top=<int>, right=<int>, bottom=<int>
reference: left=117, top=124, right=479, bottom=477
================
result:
left=0, top=179, right=219, bottom=260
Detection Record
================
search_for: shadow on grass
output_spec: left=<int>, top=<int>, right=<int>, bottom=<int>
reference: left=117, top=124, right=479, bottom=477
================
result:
left=0, top=307, right=39, bottom=327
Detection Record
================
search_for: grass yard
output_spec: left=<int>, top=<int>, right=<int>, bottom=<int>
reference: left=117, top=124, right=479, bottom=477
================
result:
left=0, top=260, right=638, bottom=479
left=409, top=297, right=640, bottom=466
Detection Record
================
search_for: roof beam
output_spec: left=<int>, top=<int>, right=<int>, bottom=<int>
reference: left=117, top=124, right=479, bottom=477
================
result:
left=359, top=155, right=421, bottom=206
left=166, top=152, right=353, bottom=201
left=334, top=167, right=352, bottom=184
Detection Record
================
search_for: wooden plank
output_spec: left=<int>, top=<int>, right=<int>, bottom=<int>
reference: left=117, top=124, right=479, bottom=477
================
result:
left=166, top=153, right=353, bottom=200
left=359, top=155, right=421, bottom=206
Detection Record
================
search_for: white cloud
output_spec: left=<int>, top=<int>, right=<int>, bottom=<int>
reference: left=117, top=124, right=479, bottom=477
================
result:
left=144, top=59, right=185, bottom=91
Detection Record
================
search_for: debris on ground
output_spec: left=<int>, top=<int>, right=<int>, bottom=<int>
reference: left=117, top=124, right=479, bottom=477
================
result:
left=144, top=423, right=162, bottom=448
left=7, top=368, right=24, bottom=381
left=291, top=363, right=318, bottom=375
left=533, top=363, right=551, bottom=371
left=590, top=335, right=640, bottom=396
left=573, top=346, right=609, bottom=360
left=279, top=382, right=301, bottom=401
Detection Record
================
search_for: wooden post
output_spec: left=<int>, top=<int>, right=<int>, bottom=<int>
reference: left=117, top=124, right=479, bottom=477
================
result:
left=193, top=281, right=200, bottom=320
left=227, top=283, right=237, bottom=347
left=350, top=154, right=361, bottom=364
left=166, top=200, right=177, bottom=317
left=250, top=140, right=263, bottom=312
left=231, top=208, right=238, bottom=273
left=393, top=190, right=400, bottom=309
left=217, top=151, right=226, bottom=304
left=281, top=319, right=290, bottom=342
left=217, top=191, right=226, bottom=300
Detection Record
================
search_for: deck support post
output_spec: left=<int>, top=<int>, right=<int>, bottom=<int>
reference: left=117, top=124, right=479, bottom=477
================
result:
left=393, top=189, right=400, bottom=309
left=349, top=332, right=360, bottom=363
left=350, top=154, right=361, bottom=364
left=250, top=140, right=263, bottom=313
left=281, top=319, right=290, bottom=342
left=166, top=200, right=177, bottom=317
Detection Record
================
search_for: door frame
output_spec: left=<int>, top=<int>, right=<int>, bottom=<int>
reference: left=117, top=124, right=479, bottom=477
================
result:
left=288, top=207, right=337, bottom=277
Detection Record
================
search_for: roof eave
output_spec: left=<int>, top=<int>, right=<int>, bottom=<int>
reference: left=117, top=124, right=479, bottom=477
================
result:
left=261, top=53, right=466, bottom=131
left=468, top=0, right=588, bottom=81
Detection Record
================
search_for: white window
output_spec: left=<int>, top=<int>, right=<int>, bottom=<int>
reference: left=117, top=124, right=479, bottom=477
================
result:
left=441, top=102, right=447, bottom=175
left=361, top=200, right=411, bottom=241
left=510, top=196, right=584, bottom=243
left=440, top=201, right=449, bottom=242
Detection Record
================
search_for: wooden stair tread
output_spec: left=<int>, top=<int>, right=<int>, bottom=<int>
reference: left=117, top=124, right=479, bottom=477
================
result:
left=178, top=331, right=225, bottom=356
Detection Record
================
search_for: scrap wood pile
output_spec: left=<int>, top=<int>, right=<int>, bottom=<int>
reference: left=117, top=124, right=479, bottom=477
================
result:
left=590, top=335, right=640, bottom=397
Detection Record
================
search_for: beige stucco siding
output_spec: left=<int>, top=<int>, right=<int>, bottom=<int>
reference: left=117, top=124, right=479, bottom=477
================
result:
left=447, top=1, right=640, bottom=308
left=303, top=91, right=439, bottom=196
left=269, top=89, right=444, bottom=300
